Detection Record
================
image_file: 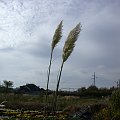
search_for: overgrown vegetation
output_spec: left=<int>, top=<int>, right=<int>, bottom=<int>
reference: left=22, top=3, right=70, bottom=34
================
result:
left=0, top=83, right=119, bottom=119
left=94, top=89, right=120, bottom=120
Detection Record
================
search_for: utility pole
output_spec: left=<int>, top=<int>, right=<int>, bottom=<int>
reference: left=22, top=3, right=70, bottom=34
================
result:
left=115, top=79, right=120, bottom=89
left=117, top=81, right=119, bottom=88
left=119, top=79, right=120, bottom=88
left=115, top=81, right=118, bottom=88
left=92, top=72, right=97, bottom=86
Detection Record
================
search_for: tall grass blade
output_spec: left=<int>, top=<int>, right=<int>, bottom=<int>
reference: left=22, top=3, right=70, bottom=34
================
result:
left=45, top=21, right=63, bottom=114
left=53, top=23, right=81, bottom=115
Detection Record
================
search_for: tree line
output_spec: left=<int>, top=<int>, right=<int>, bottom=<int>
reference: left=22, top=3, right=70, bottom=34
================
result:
left=58, top=85, right=116, bottom=98
left=0, top=80, right=116, bottom=99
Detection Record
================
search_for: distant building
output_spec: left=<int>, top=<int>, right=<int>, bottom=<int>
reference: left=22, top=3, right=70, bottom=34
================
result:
left=15, top=84, right=45, bottom=95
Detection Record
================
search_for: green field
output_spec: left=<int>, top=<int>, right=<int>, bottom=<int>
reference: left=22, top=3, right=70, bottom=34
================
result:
left=0, top=93, right=107, bottom=120
left=0, top=89, right=120, bottom=120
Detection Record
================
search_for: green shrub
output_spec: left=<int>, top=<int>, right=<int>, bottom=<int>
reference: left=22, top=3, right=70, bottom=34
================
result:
left=95, top=89, right=120, bottom=120
left=110, top=89, right=120, bottom=111
left=94, top=108, right=112, bottom=120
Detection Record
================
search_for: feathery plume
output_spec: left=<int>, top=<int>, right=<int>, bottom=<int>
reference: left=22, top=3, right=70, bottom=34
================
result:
left=62, top=23, right=81, bottom=62
left=51, top=20, right=63, bottom=51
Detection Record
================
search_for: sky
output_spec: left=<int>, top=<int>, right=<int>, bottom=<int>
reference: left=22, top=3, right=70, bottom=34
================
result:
left=0, top=0, right=120, bottom=90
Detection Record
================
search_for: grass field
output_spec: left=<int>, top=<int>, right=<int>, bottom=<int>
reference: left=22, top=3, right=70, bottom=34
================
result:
left=0, top=93, right=106, bottom=120
left=0, top=93, right=102, bottom=111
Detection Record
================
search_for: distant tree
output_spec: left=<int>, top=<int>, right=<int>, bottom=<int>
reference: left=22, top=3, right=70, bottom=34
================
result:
left=85, top=85, right=99, bottom=98
left=77, top=87, right=86, bottom=93
left=3, top=80, right=13, bottom=93
left=87, top=85, right=98, bottom=91
left=0, top=85, right=4, bottom=93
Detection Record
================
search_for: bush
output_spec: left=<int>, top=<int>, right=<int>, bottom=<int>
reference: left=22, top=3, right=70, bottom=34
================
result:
left=94, top=108, right=112, bottom=120
left=95, top=89, right=120, bottom=120
left=94, top=108, right=120, bottom=120
left=110, top=89, right=120, bottom=111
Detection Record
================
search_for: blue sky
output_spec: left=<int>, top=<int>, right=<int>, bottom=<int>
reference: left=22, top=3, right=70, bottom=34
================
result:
left=0, top=0, right=120, bottom=89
